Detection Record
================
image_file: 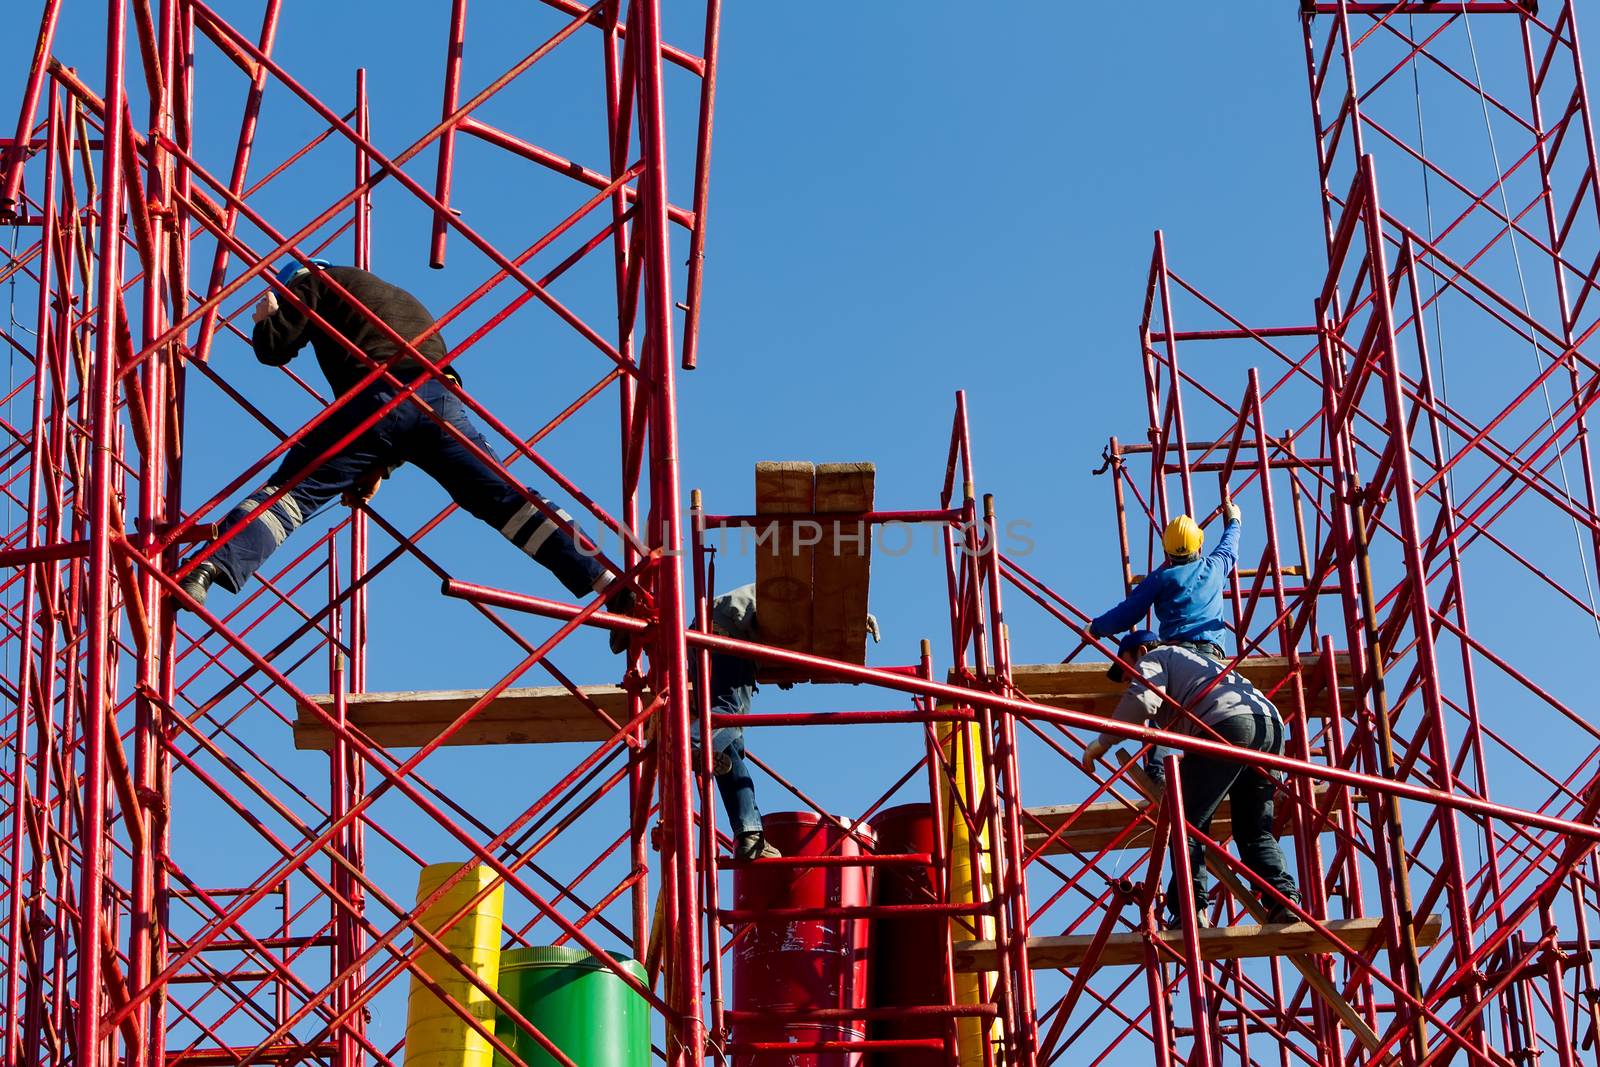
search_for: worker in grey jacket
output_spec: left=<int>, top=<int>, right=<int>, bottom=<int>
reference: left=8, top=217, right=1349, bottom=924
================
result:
left=1081, top=629, right=1302, bottom=928
left=693, top=584, right=881, bottom=861
left=695, top=584, right=776, bottom=861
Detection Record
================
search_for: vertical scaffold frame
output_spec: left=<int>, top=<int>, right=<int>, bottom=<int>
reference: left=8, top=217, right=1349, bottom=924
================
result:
left=13, top=1, right=1600, bottom=1066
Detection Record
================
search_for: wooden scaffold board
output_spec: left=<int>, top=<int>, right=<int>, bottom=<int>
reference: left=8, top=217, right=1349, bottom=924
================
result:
left=1022, top=784, right=1332, bottom=856
left=294, top=685, right=641, bottom=750
left=953, top=914, right=1442, bottom=972
left=983, top=652, right=1356, bottom=719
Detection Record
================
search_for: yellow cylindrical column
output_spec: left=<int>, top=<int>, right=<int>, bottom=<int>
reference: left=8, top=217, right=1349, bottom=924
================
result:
left=403, top=862, right=506, bottom=1067
left=939, top=721, right=1002, bottom=1067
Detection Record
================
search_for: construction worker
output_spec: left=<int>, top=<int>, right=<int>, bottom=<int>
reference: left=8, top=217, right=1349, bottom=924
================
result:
left=1081, top=629, right=1302, bottom=927
left=694, top=584, right=881, bottom=861
left=1088, top=499, right=1241, bottom=660
left=695, top=584, right=779, bottom=861
left=179, top=261, right=632, bottom=630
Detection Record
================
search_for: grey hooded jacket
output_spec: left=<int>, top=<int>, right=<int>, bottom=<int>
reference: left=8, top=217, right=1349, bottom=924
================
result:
left=1097, top=644, right=1282, bottom=751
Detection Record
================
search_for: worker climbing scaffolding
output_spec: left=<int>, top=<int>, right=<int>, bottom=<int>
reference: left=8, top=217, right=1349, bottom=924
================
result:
left=1089, top=498, right=1241, bottom=660
left=4, top=0, right=1593, bottom=1063
left=692, top=583, right=778, bottom=861
left=178, top=260, right=633, bottom=627
left=1082, top=629, right=1303, bottom=928
left=691, top=582, right=882, bottom=860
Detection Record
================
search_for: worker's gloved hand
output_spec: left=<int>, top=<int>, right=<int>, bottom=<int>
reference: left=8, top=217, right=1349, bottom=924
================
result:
left=865, top=613, right=881, bottom=643
left=1080, top=737, right=1110, bottom=773
left=609, top=584, right=640, bottom=617
left=342, top=469, right=383, bottom=507
left=1223, top=499, right=1242, bottom=525
left=777, top=681, right=796, bottom=691
left=607, top=585, right=643, bottom=655
left=253, top=290, right=279, bottom=324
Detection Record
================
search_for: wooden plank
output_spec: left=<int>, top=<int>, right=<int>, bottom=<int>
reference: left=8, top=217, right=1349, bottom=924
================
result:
left=952, top=914, right=1442, bottom=972
left=972, top=653, right=1355, bottom=720
left=294, top=686, right=639, bottom=751
left=1023, top=784, right=1330, bottom=856
left=1120, top=760, right=1380, bottom=1051
left=810, top=462, right=874, bottom=664
left=753, top=462, right=815, bottom=654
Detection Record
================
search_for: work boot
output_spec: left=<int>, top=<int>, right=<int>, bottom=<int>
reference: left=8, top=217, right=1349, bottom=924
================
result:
left=178, top=561, right=223, bottom=611
left=607, top=586, right=640, bottom=655
left=1163, top=908, right=1214, bottom=932
left=1163, top=889, right=1213, bottom=931
left=692, top=746, right=733, bottom=776
left=1262, top=891, right=1303, bottom=926
left=734, top=832, right=781, bottom=861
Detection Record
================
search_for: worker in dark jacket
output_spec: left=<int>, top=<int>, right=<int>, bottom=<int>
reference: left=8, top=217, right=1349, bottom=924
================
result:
left=696, top=585, right=779, bottom=861
left=180, top=261, right=629, bottom=626
left=694, top=584, right=882, bottom=861
left=1089, top=500, right=1242, bottom=661
left=1082, top=630, right=1302, bottom=928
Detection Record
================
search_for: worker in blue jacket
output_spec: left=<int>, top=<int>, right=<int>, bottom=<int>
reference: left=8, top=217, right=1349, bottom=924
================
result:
left=1089, top=499, right=1241, bottom=661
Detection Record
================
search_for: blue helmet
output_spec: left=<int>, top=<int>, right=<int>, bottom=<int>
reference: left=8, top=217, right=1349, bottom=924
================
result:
left=1106, top=628, right=1160, bottom=683
left=276, top=258, right=330, bottom=286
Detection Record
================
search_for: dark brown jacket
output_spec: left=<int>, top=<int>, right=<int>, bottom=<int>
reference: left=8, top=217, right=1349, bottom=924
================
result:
left=252, top=266, right=448, bottom=395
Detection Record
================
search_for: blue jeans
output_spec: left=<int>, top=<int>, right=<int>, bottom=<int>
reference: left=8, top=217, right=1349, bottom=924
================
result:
left=1161, top=711, right=1297, bottom=912
left=692, top=651, right=762, bottom=837
left=207, top=380, right=606, bottom=596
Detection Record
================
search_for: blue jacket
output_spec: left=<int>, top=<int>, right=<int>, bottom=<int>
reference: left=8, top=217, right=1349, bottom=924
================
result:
left=1092, top=520, right=1240, bottom=647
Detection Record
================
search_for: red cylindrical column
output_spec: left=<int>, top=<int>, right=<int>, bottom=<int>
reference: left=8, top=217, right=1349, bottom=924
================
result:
left=732, top=812, right=876, bottom=1067
left=866, top=804, right=943, bottom=1067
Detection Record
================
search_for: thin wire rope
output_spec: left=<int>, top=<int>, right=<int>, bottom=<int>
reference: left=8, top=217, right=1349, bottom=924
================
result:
left=1409, top=13, right=1517, bottom=917
left=1409, top=15, right=1459, bottom=499
left=1457, top=26, right=1600, bottom=1056
left=1452, top=30, right=1600, bottom=1037
left=1408, top=14, right=1493, bottom=885
left=1460, top=9, right=1600, bottom=639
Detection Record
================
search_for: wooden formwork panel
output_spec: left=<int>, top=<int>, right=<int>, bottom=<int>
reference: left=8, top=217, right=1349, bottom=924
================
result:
left=810, top=462, right=875, bottom=664
left=751, top=460, right=875, bottom=683
left=753, top=461, right=815, bottom=654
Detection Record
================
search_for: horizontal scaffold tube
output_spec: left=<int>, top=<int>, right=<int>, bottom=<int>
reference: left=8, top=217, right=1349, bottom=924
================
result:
left=442, top=577, right=1600, bottom=844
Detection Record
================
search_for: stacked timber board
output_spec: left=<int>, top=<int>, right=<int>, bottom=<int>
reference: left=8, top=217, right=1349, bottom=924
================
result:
left=752, top=461, right=874, bottom=683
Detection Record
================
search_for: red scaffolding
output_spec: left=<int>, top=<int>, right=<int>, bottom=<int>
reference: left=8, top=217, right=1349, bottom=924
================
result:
left=7, top=1, right=1600, bottom=1065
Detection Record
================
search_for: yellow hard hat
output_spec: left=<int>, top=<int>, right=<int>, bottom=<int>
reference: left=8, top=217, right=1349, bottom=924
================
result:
left=1162, top=515, right=1204, bottom=560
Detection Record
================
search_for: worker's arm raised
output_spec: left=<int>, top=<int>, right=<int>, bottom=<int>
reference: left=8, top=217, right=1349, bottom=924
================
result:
left=1208, top=513, right=1241, bottom=571
left=1089, top=572, right=1160, bottom=639
left=251, top=275, right=318, bottom=367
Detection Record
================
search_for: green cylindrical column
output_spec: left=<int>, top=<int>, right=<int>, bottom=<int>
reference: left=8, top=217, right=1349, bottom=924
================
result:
left=492, top=947, right=649, bottom=1067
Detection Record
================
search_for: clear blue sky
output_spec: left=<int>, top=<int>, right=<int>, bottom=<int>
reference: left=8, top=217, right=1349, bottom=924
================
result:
left=7, top=0, right=1600, bottom=1055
